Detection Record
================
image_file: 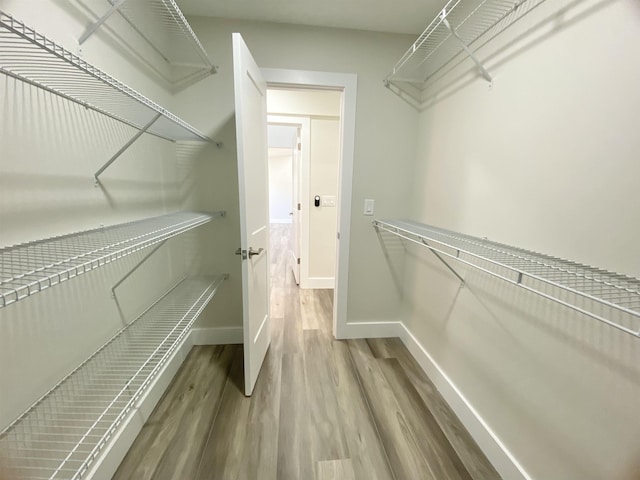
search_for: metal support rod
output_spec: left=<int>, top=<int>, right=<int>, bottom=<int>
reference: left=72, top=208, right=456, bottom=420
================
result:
left=94, top=112, right=162, bottom=181
left=111, top=240, right=167, bottom=297
left=79, top=0, right=130, bottom=45
left=420, top=238, right=466, bottom=284
left=441, top=10, right=493, bottom=84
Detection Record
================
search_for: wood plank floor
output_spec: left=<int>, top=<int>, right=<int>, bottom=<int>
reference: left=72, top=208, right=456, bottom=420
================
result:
left=113, top=224, right=500, bottom=480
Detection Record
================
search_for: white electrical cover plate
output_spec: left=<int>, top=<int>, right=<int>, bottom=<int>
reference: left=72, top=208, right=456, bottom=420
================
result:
left=364, top=198, right=374, bottom=215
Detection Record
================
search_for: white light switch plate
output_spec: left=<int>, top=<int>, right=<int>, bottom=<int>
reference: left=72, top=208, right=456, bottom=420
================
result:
left=321, top=195, right=336, bottom=207
left=364, top=198, right=374, bottom=216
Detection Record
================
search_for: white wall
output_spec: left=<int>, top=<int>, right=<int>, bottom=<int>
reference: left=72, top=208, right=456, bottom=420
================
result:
left=394, top=0, right=640, bottom=478
left=0, top=0, right=222, bottom=431
left=308, top=117, right=340, bottom=281
left=174, top=18, right=418, bottom=322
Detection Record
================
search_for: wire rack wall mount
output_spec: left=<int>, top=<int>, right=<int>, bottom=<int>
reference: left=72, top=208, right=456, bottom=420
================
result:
left=374, top=219, right=640, bottom=338
left=79, top=0, right=217, bottom=89
left=0, top=11, right=221, bottom=181
left=384, top=0, right=548, bottom=109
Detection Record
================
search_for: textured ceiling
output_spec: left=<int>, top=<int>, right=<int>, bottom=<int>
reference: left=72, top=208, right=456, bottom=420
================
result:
left=175, top=0, right=440, bottom=35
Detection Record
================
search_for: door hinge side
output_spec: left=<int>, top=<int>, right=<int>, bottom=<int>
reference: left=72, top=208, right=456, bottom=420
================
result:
left=297, top=203, right=301, bottom=211
left=297, top=258, right=300, bottom=265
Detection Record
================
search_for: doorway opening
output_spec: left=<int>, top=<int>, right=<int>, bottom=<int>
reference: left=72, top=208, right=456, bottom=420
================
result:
left=267, top=88, right=341, bottom=291
left=262, top=69, right=357, bottom=340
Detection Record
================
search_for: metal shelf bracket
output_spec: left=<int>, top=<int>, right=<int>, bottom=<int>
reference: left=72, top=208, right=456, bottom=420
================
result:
left=440, top=8, right=493, bottom=85
left=94, top=112, right=162, bottom=183
left=79, top=0, right=130, bottom=45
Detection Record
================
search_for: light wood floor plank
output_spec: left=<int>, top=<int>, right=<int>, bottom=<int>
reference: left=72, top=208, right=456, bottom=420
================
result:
left=330, top=339, right=395, bottom=480
left=316, top=459, right=357, bottom=480
left=304, top=329, right=351, bottom=462
left=277, top=353, right=314, bottom=480
left=348, top=338, right=434, bottom=480
left=379, top=357, right=473, bottom=480
left=195, top=347, right=250, bottom=480
left=381, top=338, right=500, bottom=479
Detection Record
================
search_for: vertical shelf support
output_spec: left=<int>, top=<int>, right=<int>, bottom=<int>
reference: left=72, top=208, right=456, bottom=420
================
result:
left=94, top=112, right=162, bottom=183
left=79, top=0, right=130, bottom=45
left=441, top=9, right=493, bottom=85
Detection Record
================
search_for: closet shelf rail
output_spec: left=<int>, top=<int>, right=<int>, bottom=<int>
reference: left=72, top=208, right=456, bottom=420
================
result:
left=80, top=0, right=216, bottom=78
left=0, top=275, right=227, bottom=480
left=384, top=0, right=546, bottom=107
left=0, top=11, right=210, bottom=142
left=0, top=211, right=224, bottom=308
left=373, top=219, right=640, bottom=338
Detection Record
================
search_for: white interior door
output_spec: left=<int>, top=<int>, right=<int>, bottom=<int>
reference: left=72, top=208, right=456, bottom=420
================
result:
left=233, top=33, right=270, bottom=396
left=290, top=128, right=301, bottom=284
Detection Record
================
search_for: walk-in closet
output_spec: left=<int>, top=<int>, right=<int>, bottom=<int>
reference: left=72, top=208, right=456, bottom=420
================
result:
left=1, top=0, right=638, bottom=479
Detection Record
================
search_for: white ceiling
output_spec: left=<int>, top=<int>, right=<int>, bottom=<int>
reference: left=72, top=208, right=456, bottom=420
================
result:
left=176, top=0, right=440, bottom=35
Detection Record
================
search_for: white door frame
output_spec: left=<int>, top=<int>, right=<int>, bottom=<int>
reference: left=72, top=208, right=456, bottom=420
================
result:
left=267, top=115, right=310, bottom=287
left=261, top=68, right=357, bottom=339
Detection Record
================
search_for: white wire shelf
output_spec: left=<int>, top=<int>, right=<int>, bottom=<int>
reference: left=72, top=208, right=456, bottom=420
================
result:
left=0, top=10, right=210, bottom=142
left=385, top=0, right=547, bottom=106
left=0, top=211, right=224, bottom=308
left=79, top=0, right=216, bottom=83
left=374, top=219, right=640, bottom=338
left=0, top=275, right=227, bottom=480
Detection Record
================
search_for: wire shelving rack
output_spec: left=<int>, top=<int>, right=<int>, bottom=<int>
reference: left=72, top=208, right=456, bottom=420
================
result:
left=0, top=275, right=227, bottom=479
left=0, top=211, right=223, bottom=308
left=79, top=0, right=216, bottom=85
left=384, top=0, right=547, bottom=108
left=0, top=11, right=210, bottom=142
left=373, top=219, right=640, bottom=338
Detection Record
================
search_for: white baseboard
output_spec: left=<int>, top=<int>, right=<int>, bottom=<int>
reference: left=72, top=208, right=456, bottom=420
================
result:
left=336, top=320, right=403, bottom=340
left=300, top=277, right=335, bottom=289
left=397, top=323, right=531, bottom=480
left=191, top=326, right=243, bottom=345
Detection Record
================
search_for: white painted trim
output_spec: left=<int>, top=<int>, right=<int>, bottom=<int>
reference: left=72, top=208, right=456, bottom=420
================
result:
left=191, top=326, right=243, bottom=345
left=397, top=323, right=532, bottom=480
left=300, top=277, right=335, bottom=289
left=84, top=329, right=194, bottom=479
left=261, top=68, right=357, bottom=342
left=338, top=320, right=404, bottom=339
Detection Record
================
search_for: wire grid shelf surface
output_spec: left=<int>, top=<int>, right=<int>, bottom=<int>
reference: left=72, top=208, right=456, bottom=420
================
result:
left=0, top=275, right=227, bottom=479
left=374, top=219, right=640, bottom=337
left=0, top=211, right=222, bottom=308
left=0, top=11, right=209, bottom=141
left=108, top=0, right=214, bottom=70
left=385, top=0, right=538, bottom=85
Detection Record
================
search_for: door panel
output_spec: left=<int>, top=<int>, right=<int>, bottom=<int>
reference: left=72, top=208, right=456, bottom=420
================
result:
left=233, top=33, right=270, bottom=396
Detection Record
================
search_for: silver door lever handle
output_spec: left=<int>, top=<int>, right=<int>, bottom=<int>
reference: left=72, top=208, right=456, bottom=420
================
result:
left=248, top=247, right=264, bottom=258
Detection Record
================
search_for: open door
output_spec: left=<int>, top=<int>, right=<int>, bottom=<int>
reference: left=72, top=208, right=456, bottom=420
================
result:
left=233, top=33, right=270, bottom=396
left=290, top=127, right=301, bottom=284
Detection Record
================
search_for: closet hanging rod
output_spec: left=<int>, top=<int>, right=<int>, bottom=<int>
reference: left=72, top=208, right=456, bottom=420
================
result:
left=0, top=275, right=228, bottom=480
left=0, top=211, right=225, bottom=308
left=0, top=11, right=212, bottom=142
left=373, top=219, right=640, bottom=338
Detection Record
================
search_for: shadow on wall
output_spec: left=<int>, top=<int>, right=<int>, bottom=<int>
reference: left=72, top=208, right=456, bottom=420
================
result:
left=420, top=0, right=615, bottom=110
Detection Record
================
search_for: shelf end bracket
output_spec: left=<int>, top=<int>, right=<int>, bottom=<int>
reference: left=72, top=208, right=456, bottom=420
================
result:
left=421, top=237, right=466, bottom=285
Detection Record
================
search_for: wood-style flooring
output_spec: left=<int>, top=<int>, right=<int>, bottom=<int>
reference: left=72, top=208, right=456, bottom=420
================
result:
left=113, top=224, right=500, bottom=480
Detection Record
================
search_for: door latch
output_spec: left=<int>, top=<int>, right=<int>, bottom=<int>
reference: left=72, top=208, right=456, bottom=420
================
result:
left=235, top=248, right=247, bottom=260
